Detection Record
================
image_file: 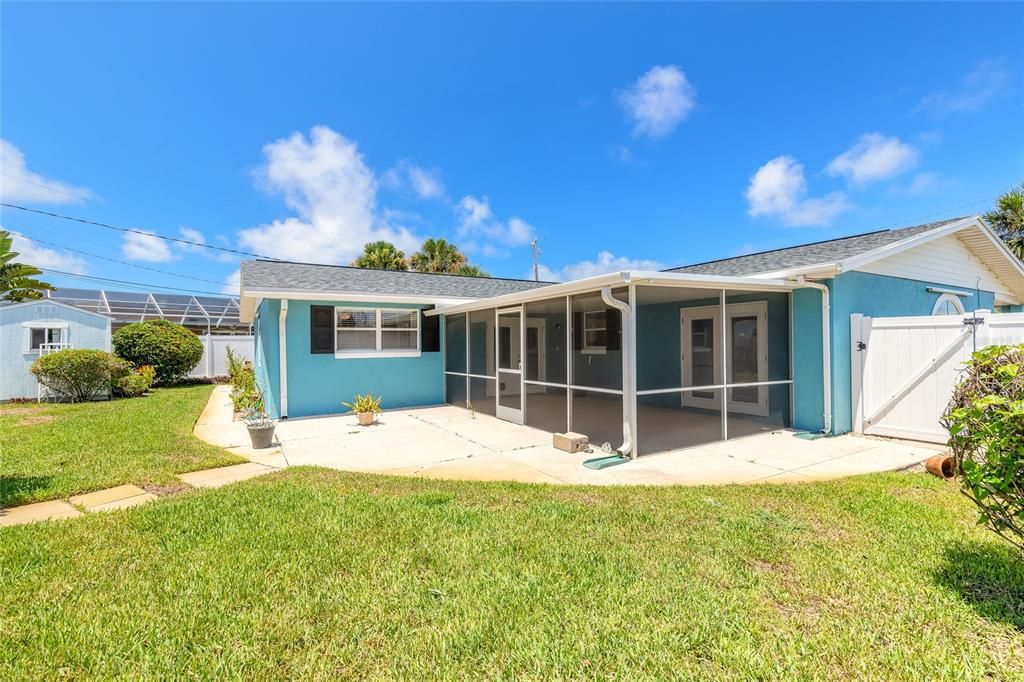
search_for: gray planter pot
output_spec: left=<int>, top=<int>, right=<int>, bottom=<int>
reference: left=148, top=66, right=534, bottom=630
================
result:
left=247, top=424, right=276, bottom=449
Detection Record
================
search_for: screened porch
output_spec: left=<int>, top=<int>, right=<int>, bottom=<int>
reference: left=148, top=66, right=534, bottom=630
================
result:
left=436, top=274, right=801, bottom=458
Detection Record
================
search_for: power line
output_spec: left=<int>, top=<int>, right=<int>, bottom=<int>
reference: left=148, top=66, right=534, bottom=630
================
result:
left=1, top=202, right=275, bottom=260
left=0, top=171, right=92, bottom=202
left=6, top=228, right=227, bottom=286
left=40, top=268, right=232, bottom=297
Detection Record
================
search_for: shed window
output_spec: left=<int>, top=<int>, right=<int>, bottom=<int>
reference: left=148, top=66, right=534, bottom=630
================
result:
left=335, top=307, right=420, bottom=357
left=28, top=326, right=66, bottom=352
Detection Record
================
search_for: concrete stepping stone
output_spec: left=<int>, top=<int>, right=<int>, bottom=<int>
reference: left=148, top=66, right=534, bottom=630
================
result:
left=70, top=485, right=156, bottom=512
left=0, top=500, right=81, bottom=527
left=176, top=462, right=277, bottom=488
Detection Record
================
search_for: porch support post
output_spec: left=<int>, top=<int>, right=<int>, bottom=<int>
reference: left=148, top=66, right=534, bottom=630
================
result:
left=279, top=299, right=288, bottom=418
left=565, top=295, right=572, bottom=432
left=720, top=289, right=728, bottom=441
left=628, top=284, right=639, bottom=458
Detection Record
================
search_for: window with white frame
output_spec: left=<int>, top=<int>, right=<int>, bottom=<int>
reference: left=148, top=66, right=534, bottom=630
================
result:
left=335, top=307, right=419, bottom=356
left=582, top=310, right=607, bottom=353
left=26, top=325, right=67, bottom=352
left=932, top=293, right=965, bottom=316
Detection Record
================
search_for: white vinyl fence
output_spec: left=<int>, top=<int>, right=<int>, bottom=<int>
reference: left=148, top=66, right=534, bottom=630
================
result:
left=189, top=335, right=254, bottom=378
left=851, top=310, right=1024, bottom=443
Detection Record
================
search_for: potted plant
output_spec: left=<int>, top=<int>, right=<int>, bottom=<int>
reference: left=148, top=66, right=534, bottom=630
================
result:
left=243, top=393, right=276, bottom=448
left=342, top=393, right=383, bottom=426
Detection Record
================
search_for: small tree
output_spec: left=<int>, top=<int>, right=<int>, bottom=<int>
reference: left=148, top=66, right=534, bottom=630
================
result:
left=984, top=181, right=1024, bottom=260
left=943, top=344, right=1024, bottom=555
left=1, top=230, right=54, bottom=301
left=112, top=320, right=204, bottom=384
left=352, top=241, right=408, bottom=271
left=409, top=238, right=467, bottom=274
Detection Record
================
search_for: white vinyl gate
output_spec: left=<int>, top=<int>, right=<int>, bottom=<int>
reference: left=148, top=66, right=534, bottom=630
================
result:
left=851, top=310, right=1024, bottom=443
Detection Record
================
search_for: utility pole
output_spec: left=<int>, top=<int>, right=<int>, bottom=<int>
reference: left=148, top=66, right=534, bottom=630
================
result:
left=531, top=238, right=540, bottom=281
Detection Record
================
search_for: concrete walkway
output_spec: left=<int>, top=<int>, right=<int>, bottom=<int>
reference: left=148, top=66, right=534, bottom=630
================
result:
left=195, top=386, right=944, bottom=487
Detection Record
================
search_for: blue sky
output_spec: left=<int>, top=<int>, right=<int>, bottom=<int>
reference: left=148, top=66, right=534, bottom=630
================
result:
left=2, top=2, right=1022, bottom=295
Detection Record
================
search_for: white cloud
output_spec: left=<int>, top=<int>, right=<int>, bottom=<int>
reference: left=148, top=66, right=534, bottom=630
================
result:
left=7, top=230, right=88, bottom=274
left=238, top=126, right=420, bottom=264
left=221, top=269, right=241, bottom=295
left=383, top=161, right=445, bottom=200
left=178, top=227, right=206, bottom=251
left=746, top=156, right=851, bottom=227
left=456, top=195, right=535, bottom=248
left=122, top=230, right=174, bottom=262
left=536, top=251, right=665, bottom=282
left=907, top=171, right=942, bottom=195
left=617, top=65, right=696, bottom=138
left=916, top=59, right=1010, bottom=117
left=826, top=133, right=918, bottom=184
left=0, top=139, right=93, bottom=204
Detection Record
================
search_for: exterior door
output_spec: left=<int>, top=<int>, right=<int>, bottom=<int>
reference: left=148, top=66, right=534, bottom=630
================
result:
left=496, top=308, right=524, bottom=423
left=681, top=302, right=768, bottom=416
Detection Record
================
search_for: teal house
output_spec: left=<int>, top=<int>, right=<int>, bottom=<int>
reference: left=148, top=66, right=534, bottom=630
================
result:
left=239, top=215, right=1024, bottom=457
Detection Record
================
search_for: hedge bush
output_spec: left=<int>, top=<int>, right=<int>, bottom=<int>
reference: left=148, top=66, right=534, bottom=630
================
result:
left=943, top=343, right=1024, bottom=554
left=31, top=349, right=132, bottom=402
left=112, top=320, right=203, bottom=384
left=225, top=346, right=258, bottom=412
left=114, top=364, right=156, bottom=398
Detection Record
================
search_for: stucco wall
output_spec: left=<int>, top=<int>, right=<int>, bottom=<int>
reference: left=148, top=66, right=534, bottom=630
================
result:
left=254, top=299, right=444, bottom=419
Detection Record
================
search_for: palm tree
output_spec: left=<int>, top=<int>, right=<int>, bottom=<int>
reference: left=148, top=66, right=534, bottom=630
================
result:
left=985, top=182, right=1024, bottom=259
left=455, top=264, right=489, bottom=277
left=409, top=238, right=467, bottom=274
left=0, top=230, right=54, bottom=302
left=352, top=241, right=408, bottom=270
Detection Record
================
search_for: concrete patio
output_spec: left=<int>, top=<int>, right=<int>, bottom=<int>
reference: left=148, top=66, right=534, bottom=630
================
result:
left=196, top=386, right=944, bottom=486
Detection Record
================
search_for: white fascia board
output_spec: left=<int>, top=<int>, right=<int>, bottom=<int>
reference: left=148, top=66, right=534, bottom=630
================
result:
left=728, top=264, right=840, bottom=281
left=835, top=215, right=982, bottom=273
left=428, top=270, right=795, bottom=316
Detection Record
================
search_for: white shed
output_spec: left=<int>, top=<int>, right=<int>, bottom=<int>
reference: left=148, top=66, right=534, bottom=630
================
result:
left=0, top=299, right=112, bottom=401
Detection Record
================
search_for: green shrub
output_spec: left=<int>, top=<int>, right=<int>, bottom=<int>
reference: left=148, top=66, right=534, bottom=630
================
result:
left=112, top=320, right=203, bottom=384
left=943, top=343, right=1024, bottom=554
left=342, top=393, right=383, bottom=414
left=115, top=364, right=156, bottom=398
left=31, top=349, right=132, bottom=402
left=225, top=346, right=258, bottom=412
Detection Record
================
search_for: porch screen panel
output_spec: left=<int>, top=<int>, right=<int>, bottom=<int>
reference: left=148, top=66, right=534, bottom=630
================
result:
left=636, top=285, right=726, bottom=392
left=727, top=385, right=791, bottom=440
left=637, top=390, right=723, bottom=456
left=571, top=389, right=623, bottom=450
left=444, top=314, right=467, bottom=374
left=570, top=289, right=625, bottom=391
left=525, top=387, right=566, bottom=434
left=469, top=309, right=495, bottom=377
left=446, top=373, right=468, bottom=408
left=524, top=298, right=567, bottom=385
left=469, top=377, right=497, bottom=417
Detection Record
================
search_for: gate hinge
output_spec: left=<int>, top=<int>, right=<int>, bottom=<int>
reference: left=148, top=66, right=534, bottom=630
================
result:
left=856, top=341, right=867, bottom=351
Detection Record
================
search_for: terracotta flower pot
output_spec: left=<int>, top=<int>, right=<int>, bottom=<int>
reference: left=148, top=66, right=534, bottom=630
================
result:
left=357, top=412, right=376, bottom=426
left=925, top=455, right=956, bottom=479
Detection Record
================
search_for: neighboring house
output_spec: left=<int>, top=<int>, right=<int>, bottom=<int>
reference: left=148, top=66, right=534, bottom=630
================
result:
left=239, top=215, right=1024, bottom=457
left=0, top=299, right=112, bottom=401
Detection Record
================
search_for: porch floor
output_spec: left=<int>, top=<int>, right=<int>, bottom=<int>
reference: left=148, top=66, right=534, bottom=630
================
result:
left=197, top=386, right=943, bottom=486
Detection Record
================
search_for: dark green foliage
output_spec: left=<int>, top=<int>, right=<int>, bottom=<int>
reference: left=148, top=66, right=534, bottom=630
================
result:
left=114, top=365, right=156, bottom=398
left=30, top=349, right=131, bottom=402
left=944, top=344, right=1024, bottom=554
left=225, top=346, right=257, bottom=412
left=112, top=320, right=204, bottom=384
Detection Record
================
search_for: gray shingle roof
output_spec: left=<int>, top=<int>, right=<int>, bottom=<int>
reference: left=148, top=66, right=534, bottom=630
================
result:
left=241, top=259, right=554, bottom=300
left=666, top=216, right=971, bottom=276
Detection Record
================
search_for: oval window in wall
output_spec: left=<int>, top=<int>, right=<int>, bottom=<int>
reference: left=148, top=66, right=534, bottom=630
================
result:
left=932, top=293, right=965, bottom=316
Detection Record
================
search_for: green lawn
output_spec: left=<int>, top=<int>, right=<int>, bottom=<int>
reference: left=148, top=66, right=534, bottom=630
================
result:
left=0, top=385, right=243, bottom=507
left=1, top=467, right=1020, bottom=679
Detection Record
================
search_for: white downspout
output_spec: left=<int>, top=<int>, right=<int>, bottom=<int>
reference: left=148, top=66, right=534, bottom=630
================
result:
left=279, top=300, right=288, bottom=419
left=600, top=285, right=634, bottom=457
left=795, top=277, right=831, bottom=434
